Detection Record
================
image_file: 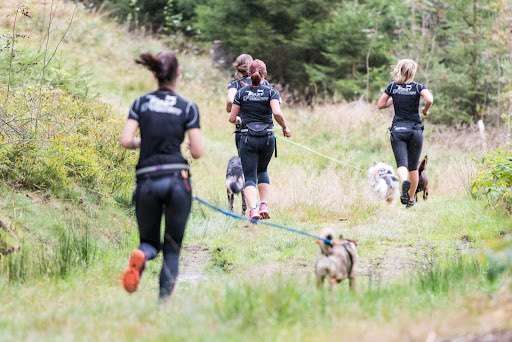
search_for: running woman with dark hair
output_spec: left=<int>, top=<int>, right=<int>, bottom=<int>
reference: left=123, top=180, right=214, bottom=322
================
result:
left=226, top=54, right=254, bottom=113
left=226, top=54, right=272, bottom=152
left=377, top=59, right=433, bottom=208
left=120, top=51, right=204, bottom=301
left=229, top=59, right=291, bottom=221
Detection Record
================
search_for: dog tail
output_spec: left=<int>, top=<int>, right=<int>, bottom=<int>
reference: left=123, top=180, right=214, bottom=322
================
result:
left=419, top=155, right=428, bottom=172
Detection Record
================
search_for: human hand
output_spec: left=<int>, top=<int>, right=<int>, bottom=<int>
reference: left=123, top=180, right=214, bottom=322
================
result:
left=283, top=127, right=292, bottom=138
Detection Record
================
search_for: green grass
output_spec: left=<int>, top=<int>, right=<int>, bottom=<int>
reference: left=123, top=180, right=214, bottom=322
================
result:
left=0, top=1, right=511, bottom=340
left=0, top=252, right=508, bottom=341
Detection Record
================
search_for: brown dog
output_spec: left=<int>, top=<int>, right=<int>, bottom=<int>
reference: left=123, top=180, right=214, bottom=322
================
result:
left=415, top=155, right=429, bottom=201
left=315, top=228, right=357, bottom=291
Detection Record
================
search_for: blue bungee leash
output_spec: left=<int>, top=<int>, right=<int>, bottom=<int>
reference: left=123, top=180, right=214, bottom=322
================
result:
left=192, top=195, right=332, bottom=246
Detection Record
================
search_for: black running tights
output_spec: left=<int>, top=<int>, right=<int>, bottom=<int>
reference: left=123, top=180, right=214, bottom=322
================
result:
left=134, top=173, right=192, bottom=300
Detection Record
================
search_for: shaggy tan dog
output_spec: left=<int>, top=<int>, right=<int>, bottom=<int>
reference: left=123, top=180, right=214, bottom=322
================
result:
left=315, top=227, right=357, bottom=290
left=368, top=162, right=400, bottom=203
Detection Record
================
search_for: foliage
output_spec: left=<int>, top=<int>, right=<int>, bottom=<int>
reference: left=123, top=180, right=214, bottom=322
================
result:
left=195, top=0, right=400, bottom=101
left=405, top=0, right=509, bottom=124
left=81, top=0, right=205, bottom=34
left=0, top=44, right=94, bottom=98
left=77, top=0, right=512, bottom=124
left=0, top=87, right=135, bottom=206
left=472, top=149, right=512, bottom=212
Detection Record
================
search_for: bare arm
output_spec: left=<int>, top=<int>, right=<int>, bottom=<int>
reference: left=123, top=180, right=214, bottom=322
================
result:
left=119, top=119, right=140, bottom=149
left=229, top=104, right=241, bottom=124
left=377, top=93, right=392, bottom=109
left=226, top=88, right=237, bottom=113
left=420, top=89, right=433, bottom=116
left=270, top=99, right=291, bottom=137
left=187, top=128, right=204, bottom=159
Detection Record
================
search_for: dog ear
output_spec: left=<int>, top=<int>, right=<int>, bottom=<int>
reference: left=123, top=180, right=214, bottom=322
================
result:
left=347, top=239, right=358, bottom=246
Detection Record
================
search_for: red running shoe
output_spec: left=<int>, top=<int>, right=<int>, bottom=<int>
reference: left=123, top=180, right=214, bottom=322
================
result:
left=122, top=249, right=145, bottom=293
left=259, top=202, right=270, bottom=219
left=248, top=208, right=260, bottom=223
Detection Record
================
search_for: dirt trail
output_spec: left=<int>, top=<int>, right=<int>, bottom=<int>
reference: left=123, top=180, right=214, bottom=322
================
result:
left=179, top=244, right=210, bottom=283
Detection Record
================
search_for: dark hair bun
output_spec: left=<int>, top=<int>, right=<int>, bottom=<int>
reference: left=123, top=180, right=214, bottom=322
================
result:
left=136, top=51, right=178, bottom=85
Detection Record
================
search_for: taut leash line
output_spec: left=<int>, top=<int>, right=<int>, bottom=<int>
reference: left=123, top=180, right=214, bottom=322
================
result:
left=192, top=195, right=332, bottom=245
left=275, top=136, right=362, bottom=171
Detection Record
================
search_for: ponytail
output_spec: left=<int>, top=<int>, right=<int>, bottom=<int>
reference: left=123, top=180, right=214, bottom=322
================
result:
left=136, top=53, right=162, bottom=75
left=251, top=71, right=262, bottom=86
left=248, top=59, right=267, bottom=86
left=233, top=53, right=253, bottom=77
left=136, top=51, right=178, bottom=86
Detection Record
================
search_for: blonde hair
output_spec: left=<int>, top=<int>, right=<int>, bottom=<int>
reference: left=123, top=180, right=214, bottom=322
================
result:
left=392, top=59, right=417, bottom=84
left=233, top=54, right=253, bottom=77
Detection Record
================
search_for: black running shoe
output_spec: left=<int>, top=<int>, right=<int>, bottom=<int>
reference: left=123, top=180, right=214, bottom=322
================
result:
left=406, top=199, right=415, bottom=208
left=401, top=180, right=411, bottom=205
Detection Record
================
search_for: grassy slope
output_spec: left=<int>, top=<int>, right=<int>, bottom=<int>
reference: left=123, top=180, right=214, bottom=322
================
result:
left=0, top=1, right=511, bottom=341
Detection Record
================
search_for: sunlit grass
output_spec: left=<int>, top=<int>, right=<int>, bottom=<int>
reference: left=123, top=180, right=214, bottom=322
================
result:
left=0, top=1, right=511, bottom=340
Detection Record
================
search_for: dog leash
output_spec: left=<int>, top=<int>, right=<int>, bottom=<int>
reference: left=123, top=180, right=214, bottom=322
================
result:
left=193, top=195, right=333, bottom=245
left=274, top=136, right=363, bottom=171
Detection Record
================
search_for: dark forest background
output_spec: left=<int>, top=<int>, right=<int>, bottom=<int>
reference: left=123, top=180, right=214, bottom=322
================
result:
left=82, top=0, right=512, bottom=125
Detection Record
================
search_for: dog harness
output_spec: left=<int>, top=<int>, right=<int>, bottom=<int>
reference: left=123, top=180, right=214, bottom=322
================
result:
left=341, top=242, right=355, bottom=276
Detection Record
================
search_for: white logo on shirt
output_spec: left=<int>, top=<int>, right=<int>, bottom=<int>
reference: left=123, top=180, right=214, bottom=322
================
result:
left=243, top=89, right=269, bottom=102
left=392, top=84, right=417, bottom=96
left=141, top=95, right=183, bottom=115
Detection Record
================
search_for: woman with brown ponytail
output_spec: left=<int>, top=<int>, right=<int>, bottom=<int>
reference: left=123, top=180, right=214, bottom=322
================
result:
left=226, top=54, right=271, bottom=151
left=229, top=59, right=291, bottom=221
left=119, top=51, right=204, bottom=302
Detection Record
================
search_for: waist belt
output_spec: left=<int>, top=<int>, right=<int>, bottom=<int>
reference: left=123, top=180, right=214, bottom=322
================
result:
left=390, top=123, right=424, bottom=132
left=136, top=163, right=189, bottom=176
left=239, top=128, right=274, bottom=133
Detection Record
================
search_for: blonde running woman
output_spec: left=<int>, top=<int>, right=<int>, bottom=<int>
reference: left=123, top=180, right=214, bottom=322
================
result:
left=377, top=59, right=433, bottom=208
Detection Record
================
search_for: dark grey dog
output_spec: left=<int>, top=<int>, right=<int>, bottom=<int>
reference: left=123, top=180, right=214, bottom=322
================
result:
left=226, top=156, right=246, bottom=215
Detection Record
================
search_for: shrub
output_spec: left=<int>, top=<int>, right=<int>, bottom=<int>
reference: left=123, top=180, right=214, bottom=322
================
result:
left=472, top=149, right=512, bottom=213
left=0, top=87, right=136, bottom=205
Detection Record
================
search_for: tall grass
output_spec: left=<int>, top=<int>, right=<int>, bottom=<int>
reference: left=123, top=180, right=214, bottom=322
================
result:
left=0, top=2, right=511, bottom=340
left=208, top=256, right=496, bottom=333
left=1, top=224, right=97, bottom=282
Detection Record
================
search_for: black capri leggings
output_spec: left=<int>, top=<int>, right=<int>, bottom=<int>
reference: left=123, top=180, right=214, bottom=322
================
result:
left=390, top=129, right=423, bottom=171
left=239, top=135, right=275, bottom=187
left=134, top=172, right=192, bottom=299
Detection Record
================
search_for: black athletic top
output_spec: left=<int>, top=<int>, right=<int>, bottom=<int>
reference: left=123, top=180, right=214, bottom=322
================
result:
left=128, top=90, right=200, bottom=170
left=233, top=85, right=280, bottom=126
left=385, top=81, right=427, bottom=126
left=227, top=76, right=270, bottom=91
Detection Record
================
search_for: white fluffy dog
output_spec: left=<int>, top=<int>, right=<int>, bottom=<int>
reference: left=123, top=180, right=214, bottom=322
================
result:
left=368, top=162, right=399, bottom=203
